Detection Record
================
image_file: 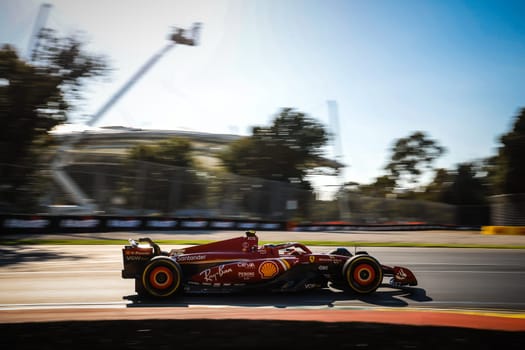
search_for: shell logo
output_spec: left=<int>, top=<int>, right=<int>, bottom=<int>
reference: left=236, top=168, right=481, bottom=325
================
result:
left=259, top=261, right=279, bottom=279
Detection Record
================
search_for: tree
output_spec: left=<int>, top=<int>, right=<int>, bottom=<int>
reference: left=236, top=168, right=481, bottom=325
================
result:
left=438, top=162, right=491, bottom=225
left=218, top=108, right=333, bottom=220
left=0, top=29, right=109, bottom=209
left=384, top=131, right=445, bottom=190
left=128, top=137, right=194, bottom=167
left=440, top=162, right=489, bottom=205
left=219, top=107, right=333, bottom=189
left=354, top=175, right=396, bottom=198
left=496, top=107, right=525, bottom=194
left=421, top=168, right=452, bottom=201
left=123, top=137, right=204, bottom=213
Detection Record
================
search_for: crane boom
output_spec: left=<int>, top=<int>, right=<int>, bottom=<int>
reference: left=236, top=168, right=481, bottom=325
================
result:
left=88, top=43, right=174, bottom=127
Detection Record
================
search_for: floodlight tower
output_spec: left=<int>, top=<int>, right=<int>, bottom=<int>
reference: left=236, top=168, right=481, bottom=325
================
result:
left=327, top=100, right=350, bottom=221
left=51, top=23, right=202, bottom=212
left=27, top=3, right=52, bottom=62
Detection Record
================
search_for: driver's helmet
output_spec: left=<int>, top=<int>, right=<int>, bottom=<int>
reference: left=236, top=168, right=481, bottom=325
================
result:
left=245, top=230, right=256, bottom=237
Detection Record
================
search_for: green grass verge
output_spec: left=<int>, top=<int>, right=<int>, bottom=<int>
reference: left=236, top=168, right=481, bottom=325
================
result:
left=0, top=238, right=524, bottom=249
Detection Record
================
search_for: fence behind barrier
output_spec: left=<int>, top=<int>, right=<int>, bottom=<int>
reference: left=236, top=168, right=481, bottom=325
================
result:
left=1, top=159, right=493, bottom=226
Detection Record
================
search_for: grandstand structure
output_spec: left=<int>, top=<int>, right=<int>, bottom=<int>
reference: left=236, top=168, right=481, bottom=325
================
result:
left=51, top=125, right=240, bottom=169
left=46, top=125, right=343, bottom=219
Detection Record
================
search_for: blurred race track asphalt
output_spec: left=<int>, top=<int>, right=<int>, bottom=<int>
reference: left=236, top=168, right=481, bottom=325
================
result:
left=1, top=229, right=525, bottom=349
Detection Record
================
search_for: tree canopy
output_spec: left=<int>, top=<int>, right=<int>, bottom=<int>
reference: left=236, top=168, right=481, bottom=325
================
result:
left=439, top=162, right=489, bottom=205
left=497, top=107, right=525, bottom=194
left=122, top=137, right=204, bottom=213
left=219, top=107, right=333, bottom=189
left=384, top=131, right=445, bottom=190
left=0, top=29, right=109, bottom=208
left=350, top=175, right=396, bottom=198
left=128, top=137, right=194, bottom=167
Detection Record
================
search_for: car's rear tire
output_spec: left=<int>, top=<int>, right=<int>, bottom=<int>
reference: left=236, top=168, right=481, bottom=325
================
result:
left=343, top=255, right=383, bottom=294
left=141, top=257, right=183, bottom=298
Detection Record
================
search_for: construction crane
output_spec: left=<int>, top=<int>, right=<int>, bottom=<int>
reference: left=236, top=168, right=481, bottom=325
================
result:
left=51, top=22, right=202, bottom=213
left=86, top=23, right=201, bottom=128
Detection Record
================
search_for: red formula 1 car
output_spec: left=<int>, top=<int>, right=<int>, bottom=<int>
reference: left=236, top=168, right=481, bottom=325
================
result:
left=121, top=231, right=418, bottom=298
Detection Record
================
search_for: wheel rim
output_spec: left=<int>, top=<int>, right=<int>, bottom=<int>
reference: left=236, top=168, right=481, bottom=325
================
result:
left=353, top=263, right=376, bottom=286
left=344, top=256, right=383, bottom=294
left=142, top=260, right=182, bottom=297
left=149, top=266, right=173, bottom=290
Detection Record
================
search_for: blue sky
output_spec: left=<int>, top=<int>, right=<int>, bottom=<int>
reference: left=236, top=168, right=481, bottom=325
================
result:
left=1, top=0, right=524, bottom=197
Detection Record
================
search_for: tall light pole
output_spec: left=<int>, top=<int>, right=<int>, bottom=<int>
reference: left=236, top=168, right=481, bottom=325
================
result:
left=26, top=3, right=52, bottom=63
left=327, top=100, right=350, bottom=222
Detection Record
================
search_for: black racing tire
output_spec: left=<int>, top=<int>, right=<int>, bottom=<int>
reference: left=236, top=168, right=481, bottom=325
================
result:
left=342, top=254, right=383, bottom=295
left=141, top=257, right=183, bottom=298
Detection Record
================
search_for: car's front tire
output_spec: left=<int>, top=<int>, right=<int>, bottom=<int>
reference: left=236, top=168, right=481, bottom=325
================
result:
left=343, top=255, right=383, bottom=294
left=141, top=257, right=183, bottom=298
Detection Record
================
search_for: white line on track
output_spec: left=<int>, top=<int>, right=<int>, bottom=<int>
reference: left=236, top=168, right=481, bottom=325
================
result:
left=0, top=301, right=130, bottom=310
left=1, top=302, right=524, bottom=315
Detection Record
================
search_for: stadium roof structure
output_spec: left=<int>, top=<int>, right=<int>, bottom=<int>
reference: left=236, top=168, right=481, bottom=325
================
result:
left=51, top=124, right=344, bottom=170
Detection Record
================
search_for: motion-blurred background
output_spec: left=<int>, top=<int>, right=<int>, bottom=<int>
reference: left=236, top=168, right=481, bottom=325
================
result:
left=1, top=0, right=524, bottom=227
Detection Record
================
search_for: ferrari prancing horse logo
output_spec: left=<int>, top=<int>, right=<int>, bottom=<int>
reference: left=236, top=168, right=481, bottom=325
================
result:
left=309, top=256, right=315, bottom=263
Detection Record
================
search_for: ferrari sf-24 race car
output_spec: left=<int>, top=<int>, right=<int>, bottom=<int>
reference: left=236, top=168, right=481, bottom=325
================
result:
left=121, top=231, right=418, bottom=298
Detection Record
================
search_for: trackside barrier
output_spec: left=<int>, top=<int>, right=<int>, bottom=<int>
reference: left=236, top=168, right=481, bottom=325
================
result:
left=0, top=214, right=286, bottom=235
left=0, top=214, right=479, bottom=235
left=482, top=226, right=525, bottom=235
left=291, top=223, right=480, bottom=232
